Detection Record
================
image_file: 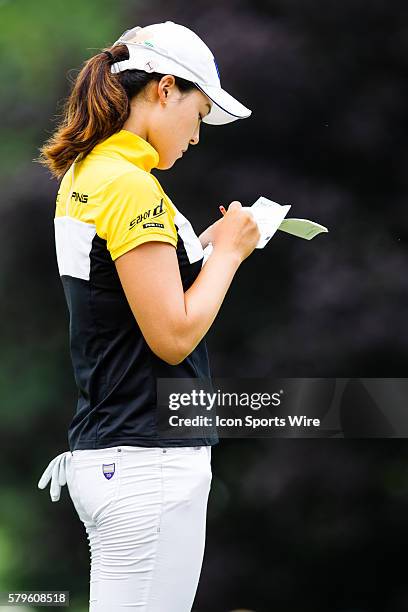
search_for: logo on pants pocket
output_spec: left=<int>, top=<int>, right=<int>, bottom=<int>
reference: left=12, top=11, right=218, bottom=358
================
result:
left=102, top=463, right=115, bottom=480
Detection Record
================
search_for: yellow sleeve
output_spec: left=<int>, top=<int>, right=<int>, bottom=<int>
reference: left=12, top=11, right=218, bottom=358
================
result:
left=96, top=170, right=178, bottom=261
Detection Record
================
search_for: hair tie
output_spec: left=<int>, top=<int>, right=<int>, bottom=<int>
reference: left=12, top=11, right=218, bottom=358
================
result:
left=103, top=50, right=114, bottom=63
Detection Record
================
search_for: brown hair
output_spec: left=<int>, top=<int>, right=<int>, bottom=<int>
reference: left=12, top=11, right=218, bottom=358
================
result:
left=36, top=44, right=197, bottom=180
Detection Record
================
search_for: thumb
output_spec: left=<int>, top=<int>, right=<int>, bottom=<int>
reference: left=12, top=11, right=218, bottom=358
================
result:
left=227, top=200, right=242, bottom=212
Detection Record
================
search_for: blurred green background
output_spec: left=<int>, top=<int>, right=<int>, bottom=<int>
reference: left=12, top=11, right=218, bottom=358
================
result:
left=2, top=0, right=408, bottom=610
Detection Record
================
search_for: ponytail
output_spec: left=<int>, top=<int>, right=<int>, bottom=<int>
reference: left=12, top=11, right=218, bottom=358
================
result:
left=36, top=45, right=130, bottom=179
left=36, top=44, right=196, bottom=180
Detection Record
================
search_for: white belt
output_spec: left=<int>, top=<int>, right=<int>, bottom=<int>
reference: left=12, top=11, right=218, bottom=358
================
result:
left=37, top=451, right=72, bottom=502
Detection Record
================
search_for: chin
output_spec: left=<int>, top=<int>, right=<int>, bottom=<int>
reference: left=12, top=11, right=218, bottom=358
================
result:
left=156, top=158, right=177, bottom=170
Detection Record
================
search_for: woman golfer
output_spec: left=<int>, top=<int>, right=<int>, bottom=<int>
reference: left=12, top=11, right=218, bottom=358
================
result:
left=37, top=20, right=259, bottom=612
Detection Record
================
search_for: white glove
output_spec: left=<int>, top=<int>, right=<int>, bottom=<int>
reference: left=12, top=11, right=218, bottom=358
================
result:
left=37, top=451, right=72, bottom=502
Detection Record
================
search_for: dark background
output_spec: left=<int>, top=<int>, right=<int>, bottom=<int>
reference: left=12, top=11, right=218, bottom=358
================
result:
left=1, top=0, right=407, bottom=610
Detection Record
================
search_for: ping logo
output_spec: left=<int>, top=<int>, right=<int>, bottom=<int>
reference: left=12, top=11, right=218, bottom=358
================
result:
left=102, top=463, right=115, bottom=480
left=71, top=191, right=89, bottom=203
left=129, top=198, right=166, bottom=230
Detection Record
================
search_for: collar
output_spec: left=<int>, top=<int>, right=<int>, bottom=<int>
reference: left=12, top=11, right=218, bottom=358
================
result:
left=92, top=129, right=160, bottom=172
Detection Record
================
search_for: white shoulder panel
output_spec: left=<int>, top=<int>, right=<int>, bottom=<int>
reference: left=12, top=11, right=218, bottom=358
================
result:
left=54, top=216, right=97, bottom=280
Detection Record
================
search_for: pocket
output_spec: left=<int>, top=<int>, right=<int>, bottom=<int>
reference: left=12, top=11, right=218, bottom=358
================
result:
left=71, top=453, right=121, bottom=523
left=159, top=446, right=211, bottom=507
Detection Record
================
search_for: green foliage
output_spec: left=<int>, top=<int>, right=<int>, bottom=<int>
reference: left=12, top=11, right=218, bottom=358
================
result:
left=0, top=0, right=127, bottom=179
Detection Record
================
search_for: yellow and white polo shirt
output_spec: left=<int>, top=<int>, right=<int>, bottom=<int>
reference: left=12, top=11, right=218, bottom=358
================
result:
left=54, top=129, right=218, bottom=450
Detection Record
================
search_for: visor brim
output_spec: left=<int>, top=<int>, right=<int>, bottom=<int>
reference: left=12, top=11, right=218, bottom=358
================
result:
left=195, top=83, right=252, bottom=125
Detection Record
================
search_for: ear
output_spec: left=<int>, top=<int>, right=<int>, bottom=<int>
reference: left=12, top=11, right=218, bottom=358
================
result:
left=157, top=74, right=176, bottom=104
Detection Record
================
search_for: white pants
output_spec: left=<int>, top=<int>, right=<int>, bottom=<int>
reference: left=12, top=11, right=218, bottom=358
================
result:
left=66, top=445, right=212, bottom=612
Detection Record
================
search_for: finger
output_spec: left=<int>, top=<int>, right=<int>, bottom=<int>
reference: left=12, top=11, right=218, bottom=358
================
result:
left=228, top=201, right=242, bottom=211
left=58, top=453, right=69, bottom=486
left=37, top=457, right=58, bottom=489
left=50, top=458, right=62, bottom=502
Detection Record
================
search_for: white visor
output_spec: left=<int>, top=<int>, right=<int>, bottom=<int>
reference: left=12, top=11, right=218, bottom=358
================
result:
left=110, top=21, right=252, bottom=126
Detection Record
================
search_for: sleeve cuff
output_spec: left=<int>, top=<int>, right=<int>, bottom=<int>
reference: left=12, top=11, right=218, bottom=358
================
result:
left=110, top=232, right=178, bottom=261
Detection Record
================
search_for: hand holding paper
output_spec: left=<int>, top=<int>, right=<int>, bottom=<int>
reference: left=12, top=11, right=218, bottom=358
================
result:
left=246, top=196, right=328, bottom=247
left=202, top=196, right=328, bottom=263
